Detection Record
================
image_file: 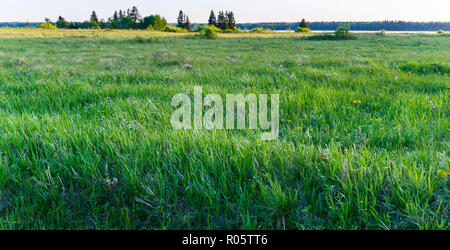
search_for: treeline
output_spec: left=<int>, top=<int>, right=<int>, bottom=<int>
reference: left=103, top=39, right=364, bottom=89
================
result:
left=52, top=6, right=168, bottom=30
left=0, top=22, right=40, bottom=28
left=207, top=10, right=236, bottom=30
left=2, top=7, right=239, bottom=32
left=237, top=21, right=450, bottom=31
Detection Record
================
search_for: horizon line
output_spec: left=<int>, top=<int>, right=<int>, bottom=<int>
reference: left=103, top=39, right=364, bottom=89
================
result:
left=1, top=20, right=450, bottom=24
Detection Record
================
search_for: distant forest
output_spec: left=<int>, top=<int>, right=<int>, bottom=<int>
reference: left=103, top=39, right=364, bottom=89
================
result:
left=237, top=21, right=450, bottom=31
left=1, top=21, right=449, bottom=31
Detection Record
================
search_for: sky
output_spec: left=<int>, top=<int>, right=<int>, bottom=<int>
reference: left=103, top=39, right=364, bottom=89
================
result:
left=2, top=0, right=449, bottom=23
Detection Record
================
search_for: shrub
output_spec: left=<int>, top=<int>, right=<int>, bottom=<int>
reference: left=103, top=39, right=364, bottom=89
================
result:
left=196, top=25, right=218, bottom=39
left=142, top=15, right=167, bottom=30
left=163, top=26, right=186, bottom=33
left=37, top=22, right=57, bottom=29
left=295, top=27, right=311, bottom=33
left=378, top=29, right=386, bottom=36
left=90, top=21, right=101, bottom=29
left=250, top=27, right=269, bottom=33
left=222, top=28, right=241, bottom=33
left=132, top=36, right=161, bottom=44
left=305, top=24, right=357, bottom=40
left=437, top=29, right=445, bottom=34
left=306, top=32, right=357, bottom=41
left=198, top=25, right=221, bottom=32
left=335, top=24, right=351, bottom=37
left=305, top=34, right=336, bottom=41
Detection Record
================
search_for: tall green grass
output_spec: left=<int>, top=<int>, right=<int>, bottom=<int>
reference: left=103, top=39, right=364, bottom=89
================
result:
left=0, top=33, right=448, bottom=229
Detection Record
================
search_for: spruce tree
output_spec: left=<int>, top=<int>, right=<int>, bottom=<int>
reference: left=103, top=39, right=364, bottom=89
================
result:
left=56, top=16, right=68, bottom=28
left=227, top=11, right=236, bottom=29
left=177, top=10, right=185, bottom=28
left=90, top=11, right=99, bottom=25
left=208, top=10, right=216, bottom=26
left=223, top=11, right=230, bottom=29
left=130, top=6, right=141, bottom=23
left=299, top=19, right=309, bottom=28
left=217, top=11, right=225, bottom=30
left=184, top=16, right=191, bottom=31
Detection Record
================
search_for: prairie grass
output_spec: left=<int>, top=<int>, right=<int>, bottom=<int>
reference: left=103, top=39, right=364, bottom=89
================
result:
left=0, top=29, right=448, bottom=229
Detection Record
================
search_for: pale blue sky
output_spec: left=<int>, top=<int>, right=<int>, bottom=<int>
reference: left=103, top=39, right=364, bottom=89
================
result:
left=2, top=0, right=449, bottom=22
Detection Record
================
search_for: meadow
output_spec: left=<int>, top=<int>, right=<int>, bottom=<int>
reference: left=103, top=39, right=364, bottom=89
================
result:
left=0, top=28, right=448, bottom=229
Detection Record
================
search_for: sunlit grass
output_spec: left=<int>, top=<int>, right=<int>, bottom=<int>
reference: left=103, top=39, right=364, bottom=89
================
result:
left=0, top=29, right=448, bottom=229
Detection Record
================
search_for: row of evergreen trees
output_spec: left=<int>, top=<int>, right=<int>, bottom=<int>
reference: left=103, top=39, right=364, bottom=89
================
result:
left=176, top=11, right=191, bottom=31
left=208, top=10, right=236, bottom=30
left=54, top=6, right=167, bottom=30
left=50, top=7, right=238, bottom=31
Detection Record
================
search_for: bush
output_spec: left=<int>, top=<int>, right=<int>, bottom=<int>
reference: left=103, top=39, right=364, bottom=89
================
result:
left=196, top=25, right=218, bottom=39
left=142, top=15, right=167, bottom=30
left=222, top=28, right=241, bottom=33
left=437, top=29, right=445, bottom=34
left=295, top=27, right=311, bottom=33
left=306, top=24, right=356, bottom=40
left=306, top=32, right=357, bottom=41
left=250, top=27, right=269, bottom=33
left=37, top=22, right=57, bottom=29
left=163, top=26, right=186, bottom=33
left=90, top=21, right=101, bottom=29
left=378, top=29, right=386, bottom=36
left=335, top=25, right=351, bottom=37
left=132, top=36, right=161, bottom=44
left=199, top=25, right=221, bottom=33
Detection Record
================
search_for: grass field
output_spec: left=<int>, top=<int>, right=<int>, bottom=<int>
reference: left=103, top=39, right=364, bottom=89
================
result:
left=0, top=29, right=448, bottom=229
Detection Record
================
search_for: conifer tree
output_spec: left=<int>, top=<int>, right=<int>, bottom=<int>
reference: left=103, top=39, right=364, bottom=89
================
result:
left=130, top=6, right=142, bottom=23
left=177, top=10, right=185, bottom=28
left=184, top=16, right=191, bottom=31
left=299, top=19, right=309, bottom=28
left=90, top=11, right=99, bottom=25
left=56, top=16, right=68, bottom=28
left=217, top=11, right=225, bottom=30
left=227, top=11, right=236, bottom=29
left=223, top=11, right=230, bottom=29
left=208, top=10, right=216, bottom=26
